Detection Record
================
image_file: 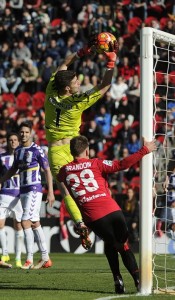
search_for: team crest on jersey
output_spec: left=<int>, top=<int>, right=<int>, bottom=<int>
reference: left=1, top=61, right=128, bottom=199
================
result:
left=103, top=160, right=113, bottom=166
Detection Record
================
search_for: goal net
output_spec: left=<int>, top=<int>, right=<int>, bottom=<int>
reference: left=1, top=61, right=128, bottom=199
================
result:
left=140, top=27, right=175, bottom=295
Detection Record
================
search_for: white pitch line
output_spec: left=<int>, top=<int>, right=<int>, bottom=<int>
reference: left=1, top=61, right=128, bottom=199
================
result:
left=95, top=293, right=151, bottom=300
left=94, top=295, right=130, bottom=300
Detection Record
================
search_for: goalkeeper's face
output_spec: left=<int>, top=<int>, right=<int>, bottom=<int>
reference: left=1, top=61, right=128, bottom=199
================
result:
left=68, top=76, right=80, bottom=95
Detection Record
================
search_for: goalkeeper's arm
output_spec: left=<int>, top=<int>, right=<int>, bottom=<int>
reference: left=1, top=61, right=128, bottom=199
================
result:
left=96, top=40, right=119, bottom=97
left=56, top=35, right=97, bottom=72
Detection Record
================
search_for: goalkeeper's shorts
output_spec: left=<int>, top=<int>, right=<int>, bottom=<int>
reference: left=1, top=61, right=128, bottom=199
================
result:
left=48, top=144, right=73, bottom=180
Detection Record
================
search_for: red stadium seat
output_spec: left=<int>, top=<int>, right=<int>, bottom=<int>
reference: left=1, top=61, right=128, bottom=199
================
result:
left=32, top=92, right=45, bottom=110
left=51, top=18, right=62, bottom=27
left=144, top=16, right=157, bottom=27
left=127, top=17, right=142, bottom=34
left=160, top=17, right=169, bottom=30
left=16, top=92, right=31, bottom=110
left=130, top=176, right=140, bottom=192
left=169, top=71, right=175, bottom=85
left=155, top=71, right=164, bottom=84
left=2, top=93, right=15, bottom=103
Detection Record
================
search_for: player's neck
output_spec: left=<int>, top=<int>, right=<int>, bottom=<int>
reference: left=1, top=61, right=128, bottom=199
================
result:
left=22, top=141, right=32, bottom=148
left=59, top=90, right=72, bottom=97
left=75, top=150, right=89, bottom=159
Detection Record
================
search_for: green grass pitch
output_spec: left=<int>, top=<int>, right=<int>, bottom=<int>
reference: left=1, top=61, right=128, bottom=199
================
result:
left=0, top=253, right=174, bottom=300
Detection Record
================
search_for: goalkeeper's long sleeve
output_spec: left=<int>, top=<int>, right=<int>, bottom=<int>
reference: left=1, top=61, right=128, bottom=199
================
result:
left=64, top=194, right=82, bottom=223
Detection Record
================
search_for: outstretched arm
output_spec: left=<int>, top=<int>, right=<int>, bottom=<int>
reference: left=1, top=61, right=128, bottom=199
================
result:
left=56, top=41, right=96, bottom=72
left=116, top=139, right=157, bottom=171
left=56, top=53, right=78, bottom=72
left=100, top=139, right=157, bottom=174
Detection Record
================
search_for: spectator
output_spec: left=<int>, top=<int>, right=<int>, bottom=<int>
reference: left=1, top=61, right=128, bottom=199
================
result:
left=129, top=0, right=148, bottom=20
left=0, top=58, right=22, bottom=94
left=20, top=58, right=38, bottom=94
left=1, top=7, right=16, bottom=30
left=36, top=25, right=52, bottom=61
left=84, top=119, right=104, bottom=153
left=0, top=42, right=12, bottom=69
left=116, top=119, right=134, bottom=147
left=0, top=105, right=18, bottom=139
left=109, top=75, right=128, bottom=104
left=11, top=39, right=32, bottom=67
left=95, top=105, right=111, bottom=137
left=78, top=57, right=100, bottom=78
left=79, top=75, right=94, bottom=93
left=111, top=94, right=134, bottom=127
left=126, top=132, right=141, bottom=154
left=9, top=0, right=23, bottom=22
left=23, top=23, right=38, bottom=57
left=118, top=56, right=135, bottom=85
left=37, top=56, right=56, bottom=92
left=122, top=187, right=139, bottom=242
left=44, top=38, right=61, bottom=64
left=0, top=0, right=6, bottom=13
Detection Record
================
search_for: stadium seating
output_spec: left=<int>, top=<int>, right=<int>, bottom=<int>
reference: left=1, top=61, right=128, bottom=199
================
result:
left=32, top=92, right=45, bottom=110
left=16, top=92, right=31, bottom=110
left=2, top=93, right=16, bottom=103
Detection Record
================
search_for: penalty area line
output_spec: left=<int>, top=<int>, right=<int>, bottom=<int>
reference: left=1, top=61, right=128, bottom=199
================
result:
left=95, top=293, right=152, bottom=300
left=94, top=296, right=131, bottom=300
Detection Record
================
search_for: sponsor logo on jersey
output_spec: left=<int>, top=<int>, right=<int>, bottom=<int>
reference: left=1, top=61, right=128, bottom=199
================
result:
left=103, top=160, right=113, bottom=166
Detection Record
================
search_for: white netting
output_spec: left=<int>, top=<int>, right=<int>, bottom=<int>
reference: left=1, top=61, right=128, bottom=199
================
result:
left=152, top=30, right=175, bottom=294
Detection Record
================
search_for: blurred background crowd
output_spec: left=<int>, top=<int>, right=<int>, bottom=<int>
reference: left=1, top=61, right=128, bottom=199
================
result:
left=0, top=0, right=174, bottom=242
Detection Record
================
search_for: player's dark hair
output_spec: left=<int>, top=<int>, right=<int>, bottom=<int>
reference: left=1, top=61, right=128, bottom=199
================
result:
left=54, top=70, right=76, bottom=92
left=19, top=121, right=33, bottom=131
left=7, top=132, right=19, bottom=141
left=70, top=136, right=89, bottom=157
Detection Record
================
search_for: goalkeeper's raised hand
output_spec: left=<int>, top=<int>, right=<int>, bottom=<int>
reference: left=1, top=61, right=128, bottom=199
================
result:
left=104, top=40, right=119, bottom=69
left=76, top=34, right=97, bottom=58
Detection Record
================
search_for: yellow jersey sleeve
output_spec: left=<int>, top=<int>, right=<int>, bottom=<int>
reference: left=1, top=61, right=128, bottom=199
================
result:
left=45, top=72, right=102, bottom=142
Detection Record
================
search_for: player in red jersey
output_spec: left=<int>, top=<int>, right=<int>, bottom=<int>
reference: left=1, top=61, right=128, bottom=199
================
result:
left=58, top=135, right=156, bottom=294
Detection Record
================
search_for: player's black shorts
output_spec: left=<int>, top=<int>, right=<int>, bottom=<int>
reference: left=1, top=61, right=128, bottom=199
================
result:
left=87, top=210, right=128, bottom=247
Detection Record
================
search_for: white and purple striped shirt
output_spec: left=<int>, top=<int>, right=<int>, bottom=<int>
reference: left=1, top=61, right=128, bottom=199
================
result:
left=0, top=152, right=20, bottom=197
left=13, top=143, right=49, bottom=194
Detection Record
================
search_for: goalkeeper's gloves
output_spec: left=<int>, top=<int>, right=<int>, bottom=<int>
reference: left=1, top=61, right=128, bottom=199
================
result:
left=76, top=46, right=92, bottom=58
left=76, top=34, right=97, bottom=58
left=104, top=40, right=119, bottom=69
left=75, top=221, right=92, bottom=250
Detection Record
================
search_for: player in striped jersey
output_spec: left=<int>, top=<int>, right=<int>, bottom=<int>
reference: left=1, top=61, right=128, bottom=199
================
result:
left=0, top=133, right=23, bottom=268
left=0, top=121, right=55, bottom=269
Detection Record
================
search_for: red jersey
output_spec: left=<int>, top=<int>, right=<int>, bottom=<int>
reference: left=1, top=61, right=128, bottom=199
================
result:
left=58, top=146, right=149, bottom=223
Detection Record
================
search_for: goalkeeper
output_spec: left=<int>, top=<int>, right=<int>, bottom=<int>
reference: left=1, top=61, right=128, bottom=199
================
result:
left=44, top=37, right=118, bottom=239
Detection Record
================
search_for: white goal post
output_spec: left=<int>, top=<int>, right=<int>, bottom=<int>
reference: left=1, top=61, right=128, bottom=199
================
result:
left=140, top=27, right=175, bottom=295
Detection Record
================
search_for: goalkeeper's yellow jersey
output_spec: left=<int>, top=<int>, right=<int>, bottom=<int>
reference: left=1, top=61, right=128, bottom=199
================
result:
left=45, top=73, right=102, bottom=143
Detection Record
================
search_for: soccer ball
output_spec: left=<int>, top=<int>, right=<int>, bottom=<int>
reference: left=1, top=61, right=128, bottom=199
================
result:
left=96, top=32, right=116, bottom=54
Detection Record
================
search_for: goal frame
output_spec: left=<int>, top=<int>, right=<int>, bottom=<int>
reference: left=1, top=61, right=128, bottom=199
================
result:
left=140, top=27, right=175, bottom=295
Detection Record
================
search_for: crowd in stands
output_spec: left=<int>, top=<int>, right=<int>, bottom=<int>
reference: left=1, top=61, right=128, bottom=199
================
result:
left=0, top=0, right=174, bottom=242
